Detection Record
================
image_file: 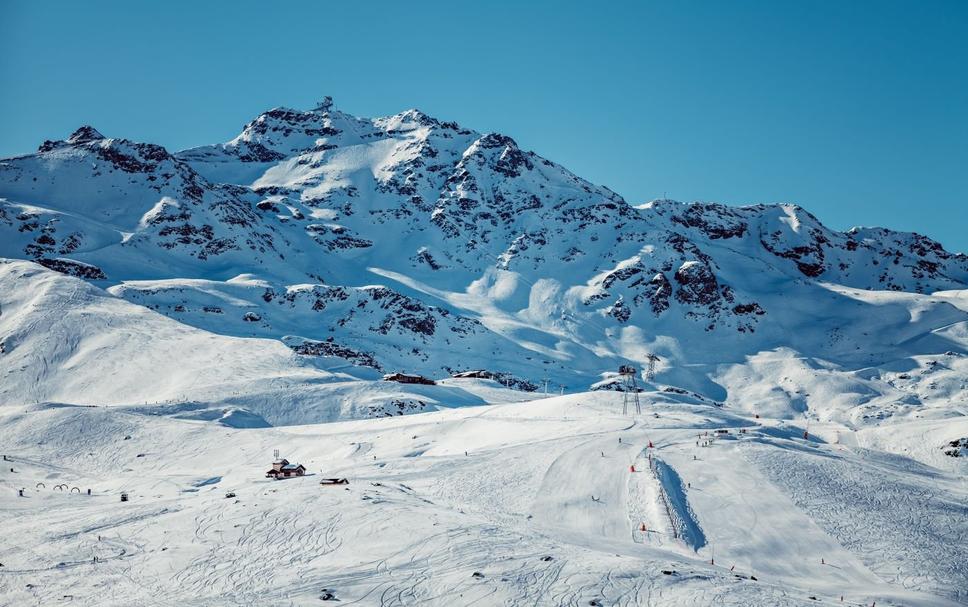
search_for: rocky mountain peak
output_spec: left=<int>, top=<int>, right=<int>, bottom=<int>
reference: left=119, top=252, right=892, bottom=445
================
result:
left=37, top=125, right=107, bottom=153
left=68, top=125, right=106, bottom=144
left=475, top=132, right=519, bottom=151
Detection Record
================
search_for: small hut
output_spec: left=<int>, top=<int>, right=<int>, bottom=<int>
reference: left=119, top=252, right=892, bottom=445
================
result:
left=382, top=372, right=435, bottom=386
left=265, top=459, right=306, bottom=479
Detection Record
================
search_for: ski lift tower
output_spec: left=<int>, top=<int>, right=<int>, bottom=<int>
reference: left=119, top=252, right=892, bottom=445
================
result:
left=645, top=353, right=661, bottom=382
left=619, top=365, right=641, bottom=415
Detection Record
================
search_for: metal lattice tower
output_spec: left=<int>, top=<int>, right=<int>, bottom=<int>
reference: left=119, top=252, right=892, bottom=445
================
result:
left=645, top=353, right=661, bottom=382
left=619, top=365, right=641, bottom=415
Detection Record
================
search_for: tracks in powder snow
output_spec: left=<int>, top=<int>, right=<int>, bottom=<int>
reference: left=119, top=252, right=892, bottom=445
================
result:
left=745, top=442, right=968, bottom=602
left=171, top=490, right=344, bottom=602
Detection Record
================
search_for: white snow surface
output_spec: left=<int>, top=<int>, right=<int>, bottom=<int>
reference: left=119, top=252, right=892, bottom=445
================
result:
left=0, top=393, right=965, bottom=606
left=0, top=99, right=967, bottom=605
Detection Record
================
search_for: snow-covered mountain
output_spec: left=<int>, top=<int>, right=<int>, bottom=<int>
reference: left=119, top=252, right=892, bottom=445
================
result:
left=2, top=98, right=967, bottom=607
left=1, top=97, right=967, bottom=423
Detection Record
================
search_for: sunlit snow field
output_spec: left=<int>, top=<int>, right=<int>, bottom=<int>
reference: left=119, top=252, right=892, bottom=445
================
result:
left=1, top=388, right=965, bottom=606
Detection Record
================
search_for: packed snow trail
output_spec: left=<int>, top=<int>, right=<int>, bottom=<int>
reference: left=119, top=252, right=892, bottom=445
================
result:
left=531, top=430, right=644, bottom=544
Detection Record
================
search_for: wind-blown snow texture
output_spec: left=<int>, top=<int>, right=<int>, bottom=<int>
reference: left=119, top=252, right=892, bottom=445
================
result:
left=0, top=98, right=966, bottom=606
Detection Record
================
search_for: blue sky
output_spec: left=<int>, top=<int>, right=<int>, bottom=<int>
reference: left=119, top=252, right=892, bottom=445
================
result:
left=2, top=1, right=966, bottom=252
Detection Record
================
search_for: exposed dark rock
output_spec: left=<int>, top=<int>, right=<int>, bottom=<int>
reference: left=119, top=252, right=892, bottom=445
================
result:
left=36, top=258, right=106, bottom=280
left=732, top=302, right=765, bottom=316
left=670, top=204, right=748, bottom=239
left=67, top=125, right=105, bottom=144
left=943, top=437, right=967, bottom=458
left=674, top=262, right=719, bottom=306
left=288, top=337, right=381, bottom=370
left=606, top=298, right=631, bottom=323
left=760, top=227, right=828, bottom=278
left=641, top=273, right=672, bottom=315
left=366, top=398, right=430, bottom=417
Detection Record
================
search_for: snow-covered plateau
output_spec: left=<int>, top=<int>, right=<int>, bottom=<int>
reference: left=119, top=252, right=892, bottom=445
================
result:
left=0, top=98, right=965, bottom=606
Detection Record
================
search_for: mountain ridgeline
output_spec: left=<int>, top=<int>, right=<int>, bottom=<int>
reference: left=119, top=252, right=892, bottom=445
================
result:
left=1, top=97, right=967, bottom=422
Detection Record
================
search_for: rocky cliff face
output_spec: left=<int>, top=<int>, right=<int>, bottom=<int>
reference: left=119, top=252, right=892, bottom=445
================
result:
left=1, top=98, right=967, bottom=401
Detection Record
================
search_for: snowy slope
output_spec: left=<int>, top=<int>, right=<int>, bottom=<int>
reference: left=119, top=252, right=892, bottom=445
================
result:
left=0, top=392, right=964, bottom=606
left=1, top=96, right=967, bottom=606
left=0, top=260, right=536, bottom=425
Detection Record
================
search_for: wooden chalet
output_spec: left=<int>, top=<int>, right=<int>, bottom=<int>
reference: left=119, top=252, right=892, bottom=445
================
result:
left=266, top=459, right=306, bottom=479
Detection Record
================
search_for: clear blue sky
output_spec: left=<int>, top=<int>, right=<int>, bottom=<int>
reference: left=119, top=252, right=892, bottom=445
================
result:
left=2, top=1, right=966, bottom=252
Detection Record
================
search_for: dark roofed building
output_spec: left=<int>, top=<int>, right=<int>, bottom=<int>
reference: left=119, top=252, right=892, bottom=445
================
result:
left=382, top=372, right=435, bottom=385
left=266, top=458, right=306, bottom=479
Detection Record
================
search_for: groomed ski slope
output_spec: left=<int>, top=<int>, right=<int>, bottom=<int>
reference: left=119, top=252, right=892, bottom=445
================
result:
left=1, top=392, right=965, bottom=606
